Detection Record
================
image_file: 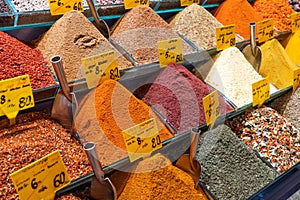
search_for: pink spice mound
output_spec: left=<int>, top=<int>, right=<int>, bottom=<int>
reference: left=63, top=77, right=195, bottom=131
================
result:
left=0, top=31, right=56, bottom=89
left=134, top=63, right=234, bottom=134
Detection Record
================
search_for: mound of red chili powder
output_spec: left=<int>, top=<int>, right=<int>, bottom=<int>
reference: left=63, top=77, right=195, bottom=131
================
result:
left=135, top=63, right=234, bottom=134
left=0, top=31, right=56, bottom=89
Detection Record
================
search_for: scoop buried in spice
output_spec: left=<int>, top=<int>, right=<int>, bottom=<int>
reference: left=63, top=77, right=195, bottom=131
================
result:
left=84, top=142, right=117, bottom=200
left=175, top=127, right=201, bottom=189
left=242, top=22, right=262, bottom=72
left=50, top=55, right=75, bottom=130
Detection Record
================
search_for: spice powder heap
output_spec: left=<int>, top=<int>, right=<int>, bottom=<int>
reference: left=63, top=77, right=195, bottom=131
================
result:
left=260, top=39, right=300, bottom=89
left=37, top=10, right=133, bottom=82
left=75, top=80, right=174, bottom=166
left=118, top=153, right=208, bottom=200
left=135, top=63, right=233, bottom=134
left=281, top=87, right=300, bottom=130
left=227, top=106, right=300, bottom=173
left=196, top=124, right=277, bottom=200
left=204, top=47, right=278, bottom=108
left=285, top=30, right=300, bottom=65
left=169, top=4, right=244, bottom=50
left=111, top=5, right=194, bottom=65
left=0, top=31, right=56, bottom=89
left=0, top=110, right=92, bottom=200
left=253, top=0, right=295, bottom=32
left=213, top=0, right=263, bottom=40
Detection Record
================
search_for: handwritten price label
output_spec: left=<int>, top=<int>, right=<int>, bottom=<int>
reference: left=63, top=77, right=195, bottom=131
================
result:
left=293, top=68, right=300, bottom=91
left=157, top=37, right=184, bottom=67
left=291, top=12, right=300, bottom=32
left=0, top=75, right=34, bottom=125
left=48, top=0, right=84, bottom=16
left=180, top=0, right=200, bottom=7
left=252, top=77, right=270, bottom=107
left=81, top=51, right=120, bottom=89
left=122, top=118, right=162, bottom=162
left=124, top=0, right=149, bottom=9
left=216, top=24, right=236, bottom=51
left=257, top=19, right=274, bottom=43
left=10, top=150, right=71, bottom=200
left=202, top=90, right=220, bottom=126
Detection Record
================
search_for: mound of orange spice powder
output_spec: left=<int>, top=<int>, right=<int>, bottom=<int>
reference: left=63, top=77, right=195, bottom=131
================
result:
left=75, top=80, right=174, bottom=166
left=253, top=0, right=295, bottom=31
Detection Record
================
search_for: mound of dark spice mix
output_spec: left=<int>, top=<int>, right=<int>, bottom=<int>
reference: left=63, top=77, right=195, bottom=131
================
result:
left=227, top=106, right=300, bottom=173
left=0, top=31, right=56, bottom=90
left=196, top=125, right=278, bottom=200
left=0, top=110, right=92, bottom=200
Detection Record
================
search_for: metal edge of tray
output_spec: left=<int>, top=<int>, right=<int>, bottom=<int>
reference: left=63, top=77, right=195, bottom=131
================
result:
left=247, top=161, right=300, bottom=200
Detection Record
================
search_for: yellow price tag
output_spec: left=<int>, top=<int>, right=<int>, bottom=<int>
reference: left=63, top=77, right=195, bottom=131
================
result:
left=202, top=90, right=220, bottom=126
left=122, top=118, right=162, bottom=162
left=157, top=37, right=184, bottom=68
left=10, top=150, right=71, bottom=200
left=180, top=0, right=200, bottom=7
left=216, top=24, right=236, bottom=51
left=291, top=12, right=300, bottom=32
left=0, top=75, right=34, bottom=125
left=293, top=68, right=300, bottom=91
left=48, top=0, right=84, bottom=16
left=81, top=51, right=120, bottom=89
left=257, top=19, right=274, bottom=43
left=252, top=77, right=270, bottom=107
left=124, top=0, right=149, bottom=10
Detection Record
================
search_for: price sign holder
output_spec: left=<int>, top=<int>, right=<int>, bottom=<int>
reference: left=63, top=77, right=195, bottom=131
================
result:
left=48, top=0, right=84, bottom=16
left=124, top=0, right=149, bottom=10
left=180, top=0, right=200, bottom=7
left=157, top=37, right=184, bottom=68
left=252, top=77, right=270, bottom=107
left=122, top=118, right=162, bottom=162
left=293, top=68, right=300, bottom=91
left=81, top=51, right=120, bottom=89
left=257, top=19, right=274, bottom=43
left=202, top=90, right=220, bottom=127
left=10, top=150, right=71, bottom=200
left=216, top=24, right=236, bottom=51
left=0, top=75, right=34, bottom=125
left=291, top=12, right=300, bottom=32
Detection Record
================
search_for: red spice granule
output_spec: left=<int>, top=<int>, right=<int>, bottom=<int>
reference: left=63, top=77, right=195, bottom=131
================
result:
left=0, top=31, right=56, bottom=89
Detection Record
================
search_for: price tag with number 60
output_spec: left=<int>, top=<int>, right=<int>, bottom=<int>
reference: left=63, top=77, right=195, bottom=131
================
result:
left=48, top=0, right=84, bottom=16
left=10, top=150, right=71, bottom=200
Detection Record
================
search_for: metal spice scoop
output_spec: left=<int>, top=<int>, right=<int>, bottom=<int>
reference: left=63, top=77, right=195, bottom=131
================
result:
left=86, top=0, right=110, bottom=38
left=175, top=127, right=201, bottom=189
left=84, top=142, right=117, bottom=200
left=242, top=22, right=262, bottom=72
left=50, top=56, right=74, bottom=129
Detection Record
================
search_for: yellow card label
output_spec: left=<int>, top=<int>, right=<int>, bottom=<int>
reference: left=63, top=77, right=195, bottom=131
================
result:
left=252, top=77, right=270, bottom=107
left=0, top=75, right=34, bottom=123
left=122, top=118, right=162, bottom=162
left=48, top=0, right=84, bottom=16
left=293, top=68, right=300, bottom=91
left=202, top=90, right=220, bottom=126
left=257, top=19, right=274, bottom=43
left=10, top=150, right=71, bottom=200
left=180, top=1, right=200, bottom=7
left=81, top=51, right=120, bottom=89
left=216, top=24, right=236, bottom=51
left=291, top=12, right=300, bottom=32
left=124, top=0, right=149, bottom=10
left=157, top=37, right=184, bottom=68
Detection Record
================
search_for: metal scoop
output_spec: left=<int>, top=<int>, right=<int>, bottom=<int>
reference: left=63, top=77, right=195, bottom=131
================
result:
left=50, top=56, right=74, bottom=129
left=86, top=0, right=110, bottom=38
left=175, top=127, right=201, bottom=189
left=84, top=142, right=117, bottom=200
left=242, top=22, right=262, bottom=72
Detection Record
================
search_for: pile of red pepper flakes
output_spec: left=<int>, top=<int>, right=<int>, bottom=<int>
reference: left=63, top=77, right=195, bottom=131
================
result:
left=0, top=31, right=56, bottom=89
left=253, top=0, right=295, bottom=31
left=227, top=106, right=300, bottom=174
